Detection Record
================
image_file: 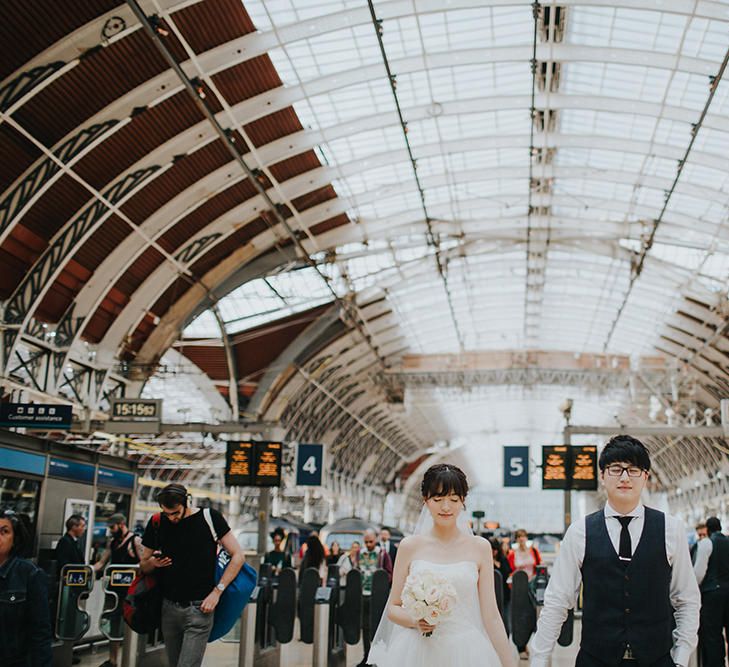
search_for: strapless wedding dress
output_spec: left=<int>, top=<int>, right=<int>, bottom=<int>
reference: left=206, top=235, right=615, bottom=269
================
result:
left=368, top=559, right=502, bottom=666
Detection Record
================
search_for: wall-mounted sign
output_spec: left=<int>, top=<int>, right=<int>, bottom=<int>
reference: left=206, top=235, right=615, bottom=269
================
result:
left=504, top=446, right=530, bottom=487
left=296, top=443, right=323, bottom=486
left=97, top=467, right=135, bottom=490
left=254, top=442, right=282, bottom=487
left=0, top=403, right=72, bottom=429
left=542, top=445, right=570, bottom=490
left=225, top=441, right=254, bottom=486
left=109, top=398, right=161, bottom=421
left=225, top=441, right=283, bottom=487
left=0, top=445, right=46, bottom=476
left=570, top=445, right=598, bottom=491
left=49, top=457, right=95, bottom=484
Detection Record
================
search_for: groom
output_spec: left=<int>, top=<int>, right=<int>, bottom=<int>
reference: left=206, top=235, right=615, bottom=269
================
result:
left=530, top=435, right=700, bottom=667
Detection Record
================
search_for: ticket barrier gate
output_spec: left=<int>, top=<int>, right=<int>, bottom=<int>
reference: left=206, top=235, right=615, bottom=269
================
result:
left=55, top=564, right=94, bottom=667
left=511, top=568, right=574, bottom=655
left=494, top=569, right=504, bottom=620
left=99, top=564, right=165, bottom=667
left=238, top=564, right=297, bottom=667
left=312, top=565, right=363, bottom=667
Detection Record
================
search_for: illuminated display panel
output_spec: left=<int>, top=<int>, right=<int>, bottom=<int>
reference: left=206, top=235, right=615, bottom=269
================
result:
left=254, top=442, right=282, bottom=487
left=225, top=441, right=254, bottom=486
left=542, top=445, right=570, bottom=490
left=571, top=445, right=598, bottom=491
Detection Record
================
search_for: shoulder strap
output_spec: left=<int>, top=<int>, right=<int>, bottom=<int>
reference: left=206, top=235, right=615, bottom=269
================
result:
left=203, top=507, right=218, bottom=542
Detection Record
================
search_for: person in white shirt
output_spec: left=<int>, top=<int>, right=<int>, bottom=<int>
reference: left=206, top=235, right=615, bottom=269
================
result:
left=530, top=435, right=700, bottom=667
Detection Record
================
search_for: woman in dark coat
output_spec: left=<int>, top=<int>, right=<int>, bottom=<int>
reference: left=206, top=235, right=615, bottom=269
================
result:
left=0, top=508, right=52, bottom=667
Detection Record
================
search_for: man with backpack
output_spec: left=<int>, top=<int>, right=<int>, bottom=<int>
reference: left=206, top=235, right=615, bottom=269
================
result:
left=93, top=514, right=142, bottom=667
left=139, top=483, right=245, bottom=667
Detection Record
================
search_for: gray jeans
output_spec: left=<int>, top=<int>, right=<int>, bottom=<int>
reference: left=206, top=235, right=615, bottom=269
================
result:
left=161, top=598, right=214, bottom=667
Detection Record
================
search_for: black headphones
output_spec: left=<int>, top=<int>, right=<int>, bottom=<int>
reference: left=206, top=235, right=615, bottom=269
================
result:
left=159, top=483, right=190, bottom=508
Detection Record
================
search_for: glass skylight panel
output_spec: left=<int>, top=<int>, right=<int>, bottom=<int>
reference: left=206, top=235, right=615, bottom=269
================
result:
left=682, top=18, right=729, bottom=62
left=326, top=126, right=403, bottom=164
left=568, top=7, right=685, bottom=54
left=342, top=162, right=410, bottom=197
left=653, top=118, right=693, bottom=149
left=184, top=310, right=220, bottom=338
left=679, top=162, right=729, bottom=193
left=555, top=147, right=643, bottom=172
left=634, top=185, right=669, bottom=213
left=560, top=109, right=658, bottom=142
left=561, top=62, right=671, bottom=102
left=642, top=154, right=682, bottom=181
left=307, top=81, right=395, bottom=127
left=389, top=70, right=433, bottom=109
left=666, top=71, right=716, bottom=112
left=381, top=14, right=422, bottom=59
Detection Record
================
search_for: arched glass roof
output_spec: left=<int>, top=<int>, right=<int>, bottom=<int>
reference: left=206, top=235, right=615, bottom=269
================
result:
left=185, top=0, right=729, bottom=361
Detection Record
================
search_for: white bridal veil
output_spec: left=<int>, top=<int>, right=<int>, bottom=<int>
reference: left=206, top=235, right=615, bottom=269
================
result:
left=367, top=504, right=474, bottom=664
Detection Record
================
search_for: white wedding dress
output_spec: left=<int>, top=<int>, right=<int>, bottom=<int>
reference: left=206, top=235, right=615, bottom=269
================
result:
left=367, top=559, right=502, bottom=666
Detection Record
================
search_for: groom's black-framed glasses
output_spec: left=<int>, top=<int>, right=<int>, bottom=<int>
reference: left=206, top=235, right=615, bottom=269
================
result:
left=604, top=464, right=646, bottom=477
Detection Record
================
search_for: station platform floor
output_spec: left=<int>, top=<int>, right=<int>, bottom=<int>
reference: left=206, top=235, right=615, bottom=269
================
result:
left=75, top=620, right=582, bottom=667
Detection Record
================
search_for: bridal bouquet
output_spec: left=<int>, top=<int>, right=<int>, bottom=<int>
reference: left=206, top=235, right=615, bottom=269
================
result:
left=401, top=570, right=457, bottom=637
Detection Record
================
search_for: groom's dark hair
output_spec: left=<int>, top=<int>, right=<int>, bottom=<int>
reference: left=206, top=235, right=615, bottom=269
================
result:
left=598, top=435, right=651, bottom=471
left=421, top=463, right=468, bottom=500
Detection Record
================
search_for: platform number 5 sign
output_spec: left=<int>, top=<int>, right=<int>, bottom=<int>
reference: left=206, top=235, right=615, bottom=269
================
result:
left=504, top=446, right=530, bottom=487
left=296, top=443, right=324, bottom=486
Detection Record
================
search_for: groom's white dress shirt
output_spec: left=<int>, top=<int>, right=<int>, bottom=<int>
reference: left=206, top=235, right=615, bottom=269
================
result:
left=530, top=502, right=699, bottom=667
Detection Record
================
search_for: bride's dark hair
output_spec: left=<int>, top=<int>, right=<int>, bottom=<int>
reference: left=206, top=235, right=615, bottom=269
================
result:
left=421, top=463, right=468, bottom=500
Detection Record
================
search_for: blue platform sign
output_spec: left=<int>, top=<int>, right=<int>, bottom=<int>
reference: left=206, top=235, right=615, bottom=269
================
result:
left=0, top=402, right=72, bottom=429
left=49, top=457, right=95, bottom=484
left=97, top=467, right=135, bottom=490
left=504, top=446, right=530, bottom=487
left=0, top=446, right=46, bottom=476
left=296, top=443, right=324, bottom=486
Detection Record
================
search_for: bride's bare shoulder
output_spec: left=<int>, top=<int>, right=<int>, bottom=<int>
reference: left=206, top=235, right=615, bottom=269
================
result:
left=396, top=535, right=425, bottom=555
left=471, top=535, right=493, bottom=559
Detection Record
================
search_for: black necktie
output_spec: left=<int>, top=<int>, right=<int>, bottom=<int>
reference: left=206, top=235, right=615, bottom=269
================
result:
left=617, top=516, right=634, bottom=562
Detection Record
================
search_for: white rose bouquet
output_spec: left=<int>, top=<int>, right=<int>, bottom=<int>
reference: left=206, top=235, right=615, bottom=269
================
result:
left=401, top=570, right=457, bottom=637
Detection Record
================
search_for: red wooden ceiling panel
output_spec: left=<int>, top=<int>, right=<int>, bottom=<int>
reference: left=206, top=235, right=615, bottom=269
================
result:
left=179, top=344, right=228, bottom=380
left=120, top=139, right=233, bottom=223
left=11, top=29, right=185, bottom=150
left=38, top=217, right=131, bottom=321
left=0, top=124, right=43, bottom=192
left=0, top=0, right=122, bottom=81
left=173, top=0, right=255, bottom=53
left=156, top=178, right=259, bottom=254
left=244, top=108, right=303, bottom=148
left=212, top=55, right=283, bottom=105
left=74, top=91, right=205, bottom=190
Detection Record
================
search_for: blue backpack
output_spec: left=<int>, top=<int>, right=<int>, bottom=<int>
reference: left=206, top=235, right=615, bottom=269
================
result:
left=203, top=509, right=257, bottom=642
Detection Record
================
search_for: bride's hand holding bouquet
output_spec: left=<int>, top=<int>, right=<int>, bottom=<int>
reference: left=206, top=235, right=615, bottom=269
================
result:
left=401, top=570, right=457, bottom=637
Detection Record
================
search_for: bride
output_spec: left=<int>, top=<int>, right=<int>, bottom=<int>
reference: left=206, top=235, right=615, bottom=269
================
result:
left=367, top=463, right=516, bottom=667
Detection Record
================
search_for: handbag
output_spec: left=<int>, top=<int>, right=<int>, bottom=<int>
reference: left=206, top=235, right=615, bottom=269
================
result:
left=203, top=508, right=257, bottom=642
left=122, top=514, right=162, bottom=633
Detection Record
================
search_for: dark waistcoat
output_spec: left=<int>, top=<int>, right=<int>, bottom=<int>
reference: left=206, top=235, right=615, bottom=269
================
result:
left=581, top=507, right=673, bottom=666
left=701, top=531, right=729, bottom=593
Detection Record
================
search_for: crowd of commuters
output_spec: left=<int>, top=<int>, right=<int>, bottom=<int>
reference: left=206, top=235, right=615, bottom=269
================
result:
left=12, top=441, right=729, bottom=667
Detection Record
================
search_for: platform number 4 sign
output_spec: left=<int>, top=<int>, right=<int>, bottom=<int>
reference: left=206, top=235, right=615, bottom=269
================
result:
left=504, top=446, right=530, bottom=487
left=296, top=443, right=324, bottom=486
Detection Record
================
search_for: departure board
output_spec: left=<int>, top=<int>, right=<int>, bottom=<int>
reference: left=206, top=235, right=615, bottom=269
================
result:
left=570, top=445, right=598, bottom=490
left=542, top=445, right=570, bottom=490
left=254, top=441, right=282, bottom=487
left=225, top=441, right=254, bottom=486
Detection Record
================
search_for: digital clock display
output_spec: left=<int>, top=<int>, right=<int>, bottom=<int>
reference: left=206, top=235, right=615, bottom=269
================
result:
left=109, top=399, right=161, bottom=421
